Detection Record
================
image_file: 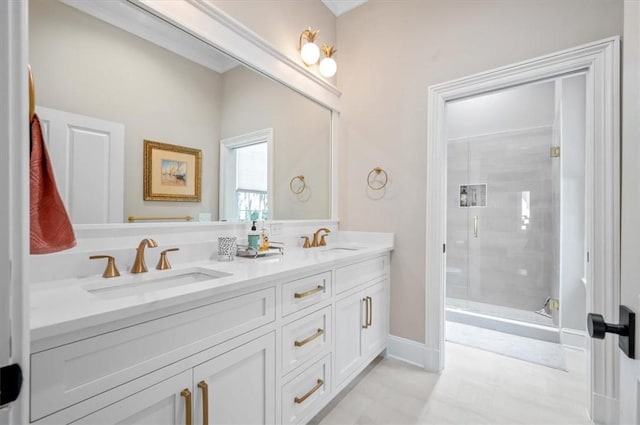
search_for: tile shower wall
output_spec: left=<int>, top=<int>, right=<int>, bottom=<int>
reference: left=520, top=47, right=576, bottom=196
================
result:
left=446, top=127, right=559, bottom=316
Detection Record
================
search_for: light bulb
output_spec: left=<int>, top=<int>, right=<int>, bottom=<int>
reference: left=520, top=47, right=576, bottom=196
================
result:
left=300, top=42, right=320, bottom=66
left=319, top=57, right=337, bottom=78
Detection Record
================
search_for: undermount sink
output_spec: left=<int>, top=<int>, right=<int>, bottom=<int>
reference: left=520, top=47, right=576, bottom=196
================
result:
left=84, top=267, right=231, bottom=299
left=322, top=246, right=364, bottom=252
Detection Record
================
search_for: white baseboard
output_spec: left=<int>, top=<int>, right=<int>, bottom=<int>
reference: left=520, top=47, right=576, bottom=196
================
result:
left=386, top=335, right=426, bottom=368
left=561, top=328, right=587, bottom=350
left=592, top=392, right=618, bottom=425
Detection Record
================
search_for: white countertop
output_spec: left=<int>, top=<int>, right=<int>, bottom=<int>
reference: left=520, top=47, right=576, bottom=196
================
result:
left=31, top=235, right=393, bottom=343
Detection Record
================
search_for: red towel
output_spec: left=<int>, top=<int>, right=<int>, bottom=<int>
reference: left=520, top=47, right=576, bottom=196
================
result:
left=30, top=113, right=76, bottom=254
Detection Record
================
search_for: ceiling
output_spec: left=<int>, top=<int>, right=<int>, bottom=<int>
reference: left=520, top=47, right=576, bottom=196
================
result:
left=321, top=0, right=368, bottom=17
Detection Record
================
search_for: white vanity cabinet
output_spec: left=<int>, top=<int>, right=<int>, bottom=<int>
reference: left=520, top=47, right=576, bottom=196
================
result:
left=193, top=332, right=276, bottom=425
left=334, top=256, right=390, bottom=386
left=30, top=251, right=391, bottom=425
left=55, top=332, right=275, bottom=425
left=70, top=370, right=192, bottom=425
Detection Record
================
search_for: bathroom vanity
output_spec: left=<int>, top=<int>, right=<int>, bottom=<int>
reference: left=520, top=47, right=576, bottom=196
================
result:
left=29, top=235, right=392, bottom=424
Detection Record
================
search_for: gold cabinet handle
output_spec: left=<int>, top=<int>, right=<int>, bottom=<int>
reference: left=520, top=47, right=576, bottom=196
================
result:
left=181, top=388, right=192, bottom=425
left=362, top=298, right=369, bottom=329
left=294, top=284, right=324, bottom=299
left=473, top=215, right=479, bottom=238
left=294, top=328, right=324, bottom=347
left=367, top=296, right=373, bottom=327
left=197, top=381, right=209, bottom=425
left=294, top=379, right=324, bottom=404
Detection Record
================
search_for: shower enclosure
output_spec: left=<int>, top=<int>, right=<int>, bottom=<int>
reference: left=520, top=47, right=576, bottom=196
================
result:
left=445, top=80, right=564, bottom=339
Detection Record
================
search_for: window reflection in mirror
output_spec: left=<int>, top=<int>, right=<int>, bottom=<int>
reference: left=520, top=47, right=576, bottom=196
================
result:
left=29, top=0, right=332, bottom=224
left=220, top=129, right=272, bottom=221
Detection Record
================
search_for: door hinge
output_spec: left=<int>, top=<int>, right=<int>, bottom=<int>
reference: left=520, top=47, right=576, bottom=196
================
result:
left=550, top=146, right=561, bottom=157
left=0, top=363, right=23, bottom=407
left=443, top=243, right=446, bottom=254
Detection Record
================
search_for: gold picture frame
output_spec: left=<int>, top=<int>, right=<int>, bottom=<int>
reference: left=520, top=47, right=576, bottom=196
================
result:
left=143, top=140, right=202, bottom=202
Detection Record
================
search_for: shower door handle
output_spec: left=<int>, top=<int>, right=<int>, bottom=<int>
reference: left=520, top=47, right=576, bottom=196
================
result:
left=473, top=216, right=479, bottom=238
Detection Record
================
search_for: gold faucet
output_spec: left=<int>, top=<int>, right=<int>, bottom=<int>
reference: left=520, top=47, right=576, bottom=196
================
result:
left=131, top=238, right=158, bottom=273
left=311, top=228, right=331, bottom=247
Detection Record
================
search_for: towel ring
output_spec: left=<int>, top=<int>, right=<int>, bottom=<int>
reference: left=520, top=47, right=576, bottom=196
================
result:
left=290, top=175, right=306, bottom=194
left=367, top=167, right=388, bottom=190
left=28, top=65, right=35, bottom=122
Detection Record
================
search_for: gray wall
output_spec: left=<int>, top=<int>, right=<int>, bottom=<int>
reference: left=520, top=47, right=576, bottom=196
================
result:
left=336, top=0, right=623, bottom=343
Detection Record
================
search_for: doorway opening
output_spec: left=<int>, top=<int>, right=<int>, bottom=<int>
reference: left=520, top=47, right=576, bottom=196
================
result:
left=425, top=38, right=620, bottom=422
left=444, top=74, right=586, bottom=373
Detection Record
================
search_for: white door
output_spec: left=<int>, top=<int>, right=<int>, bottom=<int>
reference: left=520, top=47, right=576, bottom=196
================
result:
left=362, top=280, right=388, bottom=357
left=618, top=4, right=640, bottom=423
left=334, top=292, right=365, bottom=384
left=36, top=107, right=124, bottom=224
left=193, top=332, right=276, bottom=425
left=0, top=1, right=28, bottom=424
left=71, top=371, right=191, bottom=425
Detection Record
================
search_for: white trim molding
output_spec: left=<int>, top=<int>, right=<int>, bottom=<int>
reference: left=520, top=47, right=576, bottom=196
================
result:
left=0, top=1, right=30, bottom=423
left=425, top=37, right=620, bottom=424
left=561, top=328, right=587, bottom=351
left=387, top=335, right=426, bottom=368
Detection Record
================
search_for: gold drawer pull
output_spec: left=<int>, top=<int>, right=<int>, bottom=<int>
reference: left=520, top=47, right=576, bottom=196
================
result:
left=294, top=328, right=324, bottom=347
left=294, top=284, right=324, bottom=299
left=181, top=388, right=192, bottom=425
left=367, top=296, right=373, bottom=327
left=294, top=379, right=324, bottom=404
left=197, top=381, right=209, bottom=425
left=362, top=298, right=369, bottom=329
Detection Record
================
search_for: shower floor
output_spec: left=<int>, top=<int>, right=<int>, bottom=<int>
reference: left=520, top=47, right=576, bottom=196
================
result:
left=447, top=297, right=555, bottom=327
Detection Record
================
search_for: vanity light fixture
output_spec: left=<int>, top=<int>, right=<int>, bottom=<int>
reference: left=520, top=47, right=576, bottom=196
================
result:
left=319, top=44, right=337, bottom=78
left=299, top=27, right=320, bottom=66
left=298, top=28, right=337, bottom=78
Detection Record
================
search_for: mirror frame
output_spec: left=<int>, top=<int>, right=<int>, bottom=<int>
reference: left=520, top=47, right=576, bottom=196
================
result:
left=60, top=0, right=341, bottom=228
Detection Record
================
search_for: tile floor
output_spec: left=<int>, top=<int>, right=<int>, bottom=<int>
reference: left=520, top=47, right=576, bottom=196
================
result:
left=311, top=342, right=590, bottom=425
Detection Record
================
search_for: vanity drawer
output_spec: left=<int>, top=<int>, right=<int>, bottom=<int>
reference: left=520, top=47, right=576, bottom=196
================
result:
left=282, top=354, right=331, bottom=425
left=30, top=286, right=276, bottom=421
left=282, top=306, right=332, bottom=376
left=335, top=255, right=389, bottom=294
left=282, top=271, right=332, bottom=316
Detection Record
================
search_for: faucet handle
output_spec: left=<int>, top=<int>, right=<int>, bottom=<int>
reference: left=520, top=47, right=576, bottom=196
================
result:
left=156, top=248, right=179, bottom=270
left=319, top=234, right=329, bottom=246
left=300, top=236, right=311, bottom=249
left=90, top=255, right=120, bottom=278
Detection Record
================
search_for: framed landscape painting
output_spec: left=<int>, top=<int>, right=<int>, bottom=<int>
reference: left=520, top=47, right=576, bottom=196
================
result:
left=143, top=140, right=202, bottom=202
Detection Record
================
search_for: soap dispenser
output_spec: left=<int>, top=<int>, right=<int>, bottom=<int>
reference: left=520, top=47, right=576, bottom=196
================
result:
left=248, top=221, right=260, bottom=250
left=260, top=223, right=269, bottom=251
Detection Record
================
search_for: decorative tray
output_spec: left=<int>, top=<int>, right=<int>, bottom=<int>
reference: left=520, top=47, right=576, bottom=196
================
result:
left=236, top=243, right=284, bottom=258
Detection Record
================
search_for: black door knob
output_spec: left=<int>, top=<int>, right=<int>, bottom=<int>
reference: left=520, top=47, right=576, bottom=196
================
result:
left=587, top=313, right=627, bottom=339
left=587, top=305, right=635, bottom=359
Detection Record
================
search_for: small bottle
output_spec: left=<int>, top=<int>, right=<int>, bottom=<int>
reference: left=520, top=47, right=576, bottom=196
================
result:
left=460, top=187, right=468, bottom=207
left=248, top=221, right=260, bottom=250
left=260, top=224, right=269, bottom=251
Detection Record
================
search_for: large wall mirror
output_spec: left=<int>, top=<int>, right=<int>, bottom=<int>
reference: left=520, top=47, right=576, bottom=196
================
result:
left=29, top=0, right=332, bottom=224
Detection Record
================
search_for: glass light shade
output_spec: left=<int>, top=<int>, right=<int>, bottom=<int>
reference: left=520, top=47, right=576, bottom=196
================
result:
left=319, top=57, right=337, bottom=78
left=300, top=42, right=320, bottom=65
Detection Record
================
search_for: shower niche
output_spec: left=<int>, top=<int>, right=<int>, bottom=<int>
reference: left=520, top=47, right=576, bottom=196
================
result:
left=459, top=184, right=487, bottom=208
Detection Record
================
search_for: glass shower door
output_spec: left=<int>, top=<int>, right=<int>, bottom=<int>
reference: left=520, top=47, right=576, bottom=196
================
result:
left=463, top=128, right=559, bottom=326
